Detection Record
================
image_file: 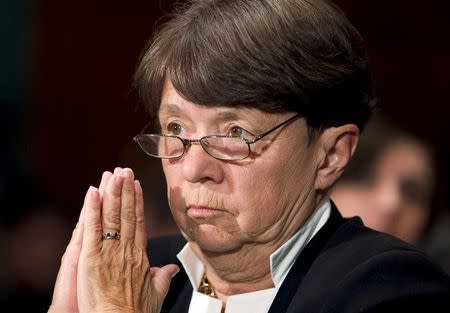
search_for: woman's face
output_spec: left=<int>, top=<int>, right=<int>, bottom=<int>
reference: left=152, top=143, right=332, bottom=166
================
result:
left=159, top=81, right=320, bottom=253
left=331, top=139, right=433, bottom=244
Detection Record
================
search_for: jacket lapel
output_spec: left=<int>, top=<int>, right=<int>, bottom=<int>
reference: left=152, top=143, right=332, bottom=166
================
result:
left=268, top=204, right=344, bottom=313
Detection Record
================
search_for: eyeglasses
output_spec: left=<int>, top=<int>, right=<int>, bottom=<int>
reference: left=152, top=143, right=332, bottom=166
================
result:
left=133, top=114, right=300, bottom=161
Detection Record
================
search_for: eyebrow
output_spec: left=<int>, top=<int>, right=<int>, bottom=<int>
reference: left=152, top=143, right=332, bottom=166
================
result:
left=158, top=103, right=183, bottom=116
left=215, top=110, right=240, bottom=121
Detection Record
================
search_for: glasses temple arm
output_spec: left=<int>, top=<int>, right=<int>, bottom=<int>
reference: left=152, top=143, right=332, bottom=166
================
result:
left=247, top=113, right=300, bottom=143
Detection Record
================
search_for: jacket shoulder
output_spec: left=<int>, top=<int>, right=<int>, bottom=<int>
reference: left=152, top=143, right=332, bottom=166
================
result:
left=296, top=217, right=450, bottom=312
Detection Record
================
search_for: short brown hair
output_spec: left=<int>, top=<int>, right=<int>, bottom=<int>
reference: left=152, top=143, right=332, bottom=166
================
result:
left=134, top=0, right=374, bottom=132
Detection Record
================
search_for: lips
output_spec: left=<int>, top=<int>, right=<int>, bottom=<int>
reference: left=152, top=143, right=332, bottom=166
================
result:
left=186, top=205, right=224, bottom=218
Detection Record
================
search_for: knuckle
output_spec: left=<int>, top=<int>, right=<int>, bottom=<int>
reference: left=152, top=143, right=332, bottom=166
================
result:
left=106, top=186, right=121, bottom=198
left=136, top=218, right=146, bottom=232
left=104, top=210, right=121, bottom=225
left=122, top=208, right=136, bottom=222
left=124, top=184, right=135, bottom=193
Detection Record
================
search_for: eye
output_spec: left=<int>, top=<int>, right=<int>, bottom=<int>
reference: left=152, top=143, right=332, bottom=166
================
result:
left=166, top=122, right=186, bottom=136
left=229, top=126, right=252, bottom=139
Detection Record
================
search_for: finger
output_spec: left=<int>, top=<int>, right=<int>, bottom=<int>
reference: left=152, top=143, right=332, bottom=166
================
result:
left=71, top=188, right=88, bottom=248
left=102, top=174, right=124, bottom=233
left=150, top=267, right=160, bottom=278
left=49, top=191, right=89, bottom=311
left=99, top=171, right=113, bottom=200
left=114, top=167, right=123, bottom=175
left=75, top=201, right=85, bottom=243
left=69, top=190, right=87, bottom=250
left=82, top=186, right=102, bottom=253
left=134, top=179, right=147, bottom=249
left=120, top=168, right=136, bottom=241
left=50, top=224, right=82, bottom=312
left=152, top=264, right=180, bottom=299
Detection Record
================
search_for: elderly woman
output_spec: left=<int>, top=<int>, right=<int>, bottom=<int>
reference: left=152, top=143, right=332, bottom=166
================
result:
left=48, top=0, right=449, bottom=312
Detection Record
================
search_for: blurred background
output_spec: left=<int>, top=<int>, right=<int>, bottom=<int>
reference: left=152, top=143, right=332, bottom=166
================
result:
left=0, top=0, right=448, bottom=311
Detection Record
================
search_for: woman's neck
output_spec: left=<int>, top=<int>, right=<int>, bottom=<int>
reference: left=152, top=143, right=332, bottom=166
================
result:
left=190, top=194, right=326, bottom=302
left=192, top=242, right=277, bottom=302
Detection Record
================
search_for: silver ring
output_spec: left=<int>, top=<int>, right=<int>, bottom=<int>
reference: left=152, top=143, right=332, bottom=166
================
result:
left=102, top=231, right=121, bottom=240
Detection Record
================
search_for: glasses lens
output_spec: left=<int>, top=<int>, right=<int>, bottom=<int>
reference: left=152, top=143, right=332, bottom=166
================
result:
left=134, top=135, right=184, bottom=158
left=201, top=136, right=249, bottom=160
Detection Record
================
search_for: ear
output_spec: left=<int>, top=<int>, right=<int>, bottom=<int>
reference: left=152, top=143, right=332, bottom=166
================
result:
left=315, top=124, right=359, bottom=191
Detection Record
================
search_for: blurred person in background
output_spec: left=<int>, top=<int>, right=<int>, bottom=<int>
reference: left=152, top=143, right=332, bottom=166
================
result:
left=331, top=114, right=450, bottom=272
left=331, top=115, right=435, bottom=245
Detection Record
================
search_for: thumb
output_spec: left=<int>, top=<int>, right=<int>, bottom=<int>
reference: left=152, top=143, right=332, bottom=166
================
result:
left=152, top=264, right=180, bottom=298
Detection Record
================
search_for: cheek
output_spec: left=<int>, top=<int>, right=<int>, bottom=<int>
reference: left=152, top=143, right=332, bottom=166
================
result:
left=224, top=167, right=267, bottom=216
left=229, top=158, right=311, bottom=233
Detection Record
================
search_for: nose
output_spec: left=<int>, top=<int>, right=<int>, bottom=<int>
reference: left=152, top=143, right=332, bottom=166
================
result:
left=181, top=141, right=224, bottom=184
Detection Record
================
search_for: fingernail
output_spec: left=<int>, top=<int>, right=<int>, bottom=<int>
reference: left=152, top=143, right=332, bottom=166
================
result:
left=172, top=266, right=180, bottom=278
left=121, top=168, right=133, bottom=178
left=134, top=179, right=142, bottom=192
left=89, top=186, right=99, bottom=199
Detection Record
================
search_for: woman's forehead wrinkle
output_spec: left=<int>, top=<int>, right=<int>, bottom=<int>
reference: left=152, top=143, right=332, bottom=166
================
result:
left=160, top=102, right=258, bottom=123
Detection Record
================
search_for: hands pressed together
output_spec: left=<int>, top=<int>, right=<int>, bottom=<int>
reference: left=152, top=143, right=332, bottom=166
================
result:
left=48, top=168, right=179, bottom=313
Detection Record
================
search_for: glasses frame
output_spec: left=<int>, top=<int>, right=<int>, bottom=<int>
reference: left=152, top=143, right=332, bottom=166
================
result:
left=133, top=113, right=300, bottom=161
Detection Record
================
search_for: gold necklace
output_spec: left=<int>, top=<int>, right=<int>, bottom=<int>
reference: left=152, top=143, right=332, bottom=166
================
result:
left=198, top=273, right=217, bottom=298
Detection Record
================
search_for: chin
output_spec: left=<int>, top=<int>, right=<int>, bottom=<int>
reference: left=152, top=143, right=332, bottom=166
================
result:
left=185, top=224, right=243, bottom=253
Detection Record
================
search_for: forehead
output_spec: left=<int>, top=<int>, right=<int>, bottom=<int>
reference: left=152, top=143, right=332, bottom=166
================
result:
left=380, top=140, right=432, bottom=175
left=159, top=79, right=281, bottom=125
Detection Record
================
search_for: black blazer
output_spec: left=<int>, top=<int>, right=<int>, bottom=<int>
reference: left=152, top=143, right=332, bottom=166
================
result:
left=148, top=203, right=450, bottom=312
